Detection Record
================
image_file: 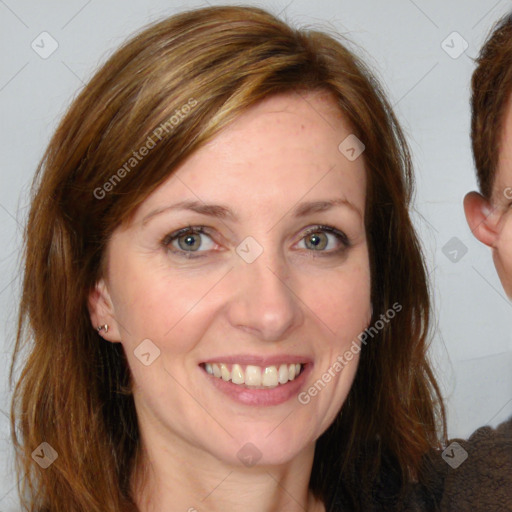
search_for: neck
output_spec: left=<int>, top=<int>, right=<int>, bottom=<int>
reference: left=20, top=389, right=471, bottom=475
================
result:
left=131, top=432, right=324, bottom=512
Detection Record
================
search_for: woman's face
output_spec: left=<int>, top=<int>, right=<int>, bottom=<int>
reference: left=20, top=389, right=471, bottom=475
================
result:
left=90, top=91, right=371, bottom=467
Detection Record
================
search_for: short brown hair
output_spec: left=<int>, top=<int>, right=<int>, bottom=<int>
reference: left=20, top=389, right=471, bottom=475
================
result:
left=11, top=5, right=445, bottom=511
left=471, top=13, right=512, bottom=198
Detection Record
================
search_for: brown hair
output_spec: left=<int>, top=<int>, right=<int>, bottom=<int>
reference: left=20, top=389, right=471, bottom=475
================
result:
left=471, top=12, right=512, bottom=198
left=10, top=5, right=446, bottom=511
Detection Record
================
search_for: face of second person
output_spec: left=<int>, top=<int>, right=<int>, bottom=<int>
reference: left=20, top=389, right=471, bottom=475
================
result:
left=490, top=97, right=512, bottom=297
left=91, top=91, right=371, bottom=468
left=465, top=96, right=512, bottom=298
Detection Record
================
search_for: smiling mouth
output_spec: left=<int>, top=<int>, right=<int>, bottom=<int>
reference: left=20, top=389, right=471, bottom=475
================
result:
left=200, top=362, right=305, bottom=388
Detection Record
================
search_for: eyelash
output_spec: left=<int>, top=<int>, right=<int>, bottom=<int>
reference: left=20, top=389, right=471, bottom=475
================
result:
left=161, top=224, right=351, bottom=259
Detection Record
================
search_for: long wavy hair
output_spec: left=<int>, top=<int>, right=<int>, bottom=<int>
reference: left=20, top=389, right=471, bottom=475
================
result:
left=10, top=5, right=446, bottom=511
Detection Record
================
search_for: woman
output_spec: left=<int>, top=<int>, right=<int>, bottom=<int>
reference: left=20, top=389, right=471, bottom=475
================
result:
left=9, top=5, right=509, bottom=512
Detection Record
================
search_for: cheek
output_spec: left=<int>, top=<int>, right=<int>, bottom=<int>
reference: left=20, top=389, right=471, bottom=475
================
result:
left=495, top=218, right=512, bottom=266
left=108, top=248, right=218, bottom=349
left=497, top=218, right=512, bottom=252
left=304, top=254, right=371, bottom=336
left=494, top=221, right=512, bottom=297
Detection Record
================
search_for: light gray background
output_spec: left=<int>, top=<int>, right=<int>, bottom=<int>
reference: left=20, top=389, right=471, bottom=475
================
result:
left=1, top=0, right=512, bottom=508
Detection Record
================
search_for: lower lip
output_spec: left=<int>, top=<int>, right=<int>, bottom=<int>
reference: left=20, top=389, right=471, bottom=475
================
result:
left=201, top=364, right=312, bottom=406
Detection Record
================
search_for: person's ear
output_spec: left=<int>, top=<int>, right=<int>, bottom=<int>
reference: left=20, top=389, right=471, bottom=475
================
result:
left=87, top=277, right=121, bottom=342
left=463, top=191, right=500, bottom=247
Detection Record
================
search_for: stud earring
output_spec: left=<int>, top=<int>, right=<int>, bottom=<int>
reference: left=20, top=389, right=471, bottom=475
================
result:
left=97, top=324, right=109, bottom=334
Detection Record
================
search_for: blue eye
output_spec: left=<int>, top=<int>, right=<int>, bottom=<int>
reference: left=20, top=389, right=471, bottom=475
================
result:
left=162, top=224, right=350, bottom=259
left=162, top=226, right=214, bottom=258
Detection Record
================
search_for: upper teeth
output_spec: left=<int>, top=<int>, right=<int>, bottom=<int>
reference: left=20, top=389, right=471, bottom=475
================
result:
left=204, top=363, right=303, bottom=387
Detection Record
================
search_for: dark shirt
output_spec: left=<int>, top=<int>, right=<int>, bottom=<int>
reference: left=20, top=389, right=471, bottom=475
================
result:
left=330, top=416, right=512, bottom=511
left=434, top=415, right=512, bottom=511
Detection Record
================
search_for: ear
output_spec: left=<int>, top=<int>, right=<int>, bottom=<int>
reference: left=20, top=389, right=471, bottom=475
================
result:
left=463, top=191, right=500, bottom=247
left=87, top=278, right=121, bottom=342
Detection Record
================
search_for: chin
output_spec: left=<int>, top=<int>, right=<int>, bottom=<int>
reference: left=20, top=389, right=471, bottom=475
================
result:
left=214, top=423, right=318, bottom=468
left=492, top=254, right=512, bottom=299
left=502, top=282, right=512, bottom=300
left=497, top=270, right=512, bottom=299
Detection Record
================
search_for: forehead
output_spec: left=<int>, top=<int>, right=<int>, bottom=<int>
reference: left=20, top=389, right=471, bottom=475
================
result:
left=135, top=91, right=366, bottom=222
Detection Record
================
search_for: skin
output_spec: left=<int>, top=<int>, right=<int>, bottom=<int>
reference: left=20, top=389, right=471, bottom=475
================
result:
left=464, top=95, right=512, bottom=298
left=88, top=91, right=372, bottom=512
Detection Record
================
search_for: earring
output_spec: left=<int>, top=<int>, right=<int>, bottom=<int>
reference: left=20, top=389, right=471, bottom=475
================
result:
left=97, top=324, right=109, bottom=334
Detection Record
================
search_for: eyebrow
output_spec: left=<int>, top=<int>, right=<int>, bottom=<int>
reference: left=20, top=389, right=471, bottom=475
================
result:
left=142, top=197, right=362, bottom=225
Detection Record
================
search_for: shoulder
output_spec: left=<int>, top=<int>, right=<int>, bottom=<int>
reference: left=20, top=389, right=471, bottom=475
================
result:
left=436, top=415, right=512, bottom=511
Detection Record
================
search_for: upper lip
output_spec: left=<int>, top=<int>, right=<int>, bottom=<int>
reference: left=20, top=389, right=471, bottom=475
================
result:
left=200, top=355, right=313, bottom=366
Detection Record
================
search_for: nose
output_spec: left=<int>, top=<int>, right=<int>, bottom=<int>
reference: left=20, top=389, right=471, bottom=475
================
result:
left=226, top=245, right=304, bottom=342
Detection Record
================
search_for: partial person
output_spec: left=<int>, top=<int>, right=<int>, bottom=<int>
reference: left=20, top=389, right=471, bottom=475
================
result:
left=465, top=13, right=512, bottom=298
left=461, top=11, right=512, bottom=511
